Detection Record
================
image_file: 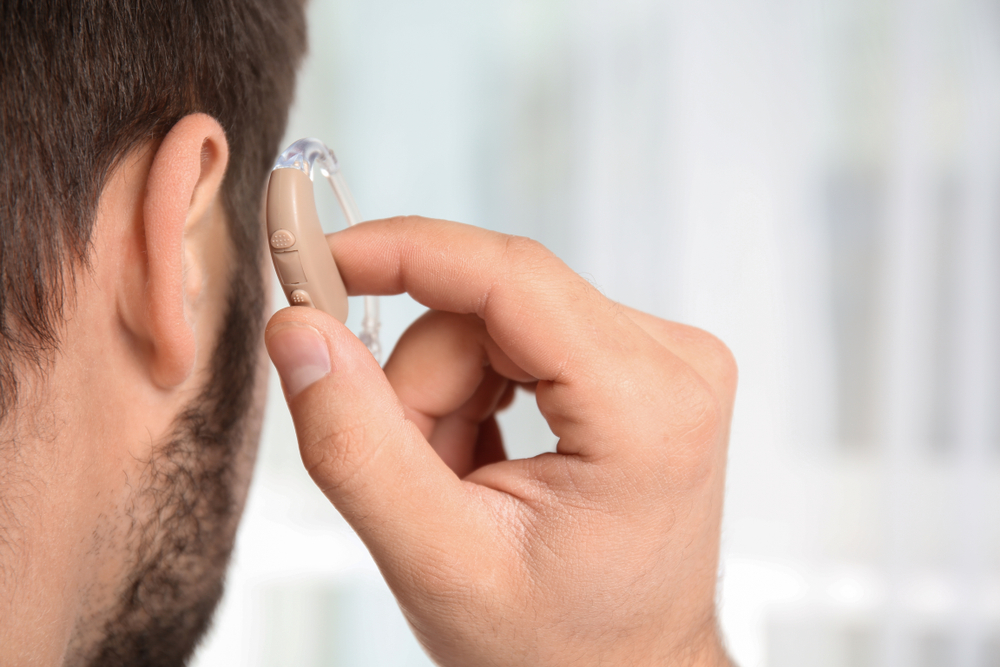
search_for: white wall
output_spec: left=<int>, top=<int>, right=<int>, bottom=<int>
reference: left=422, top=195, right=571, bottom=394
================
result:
left=193, top=1, right=1000, bottom=665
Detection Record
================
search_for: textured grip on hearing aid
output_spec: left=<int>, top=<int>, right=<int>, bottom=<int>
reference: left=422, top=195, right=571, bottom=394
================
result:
left=266, top=168, right=349, bottom=323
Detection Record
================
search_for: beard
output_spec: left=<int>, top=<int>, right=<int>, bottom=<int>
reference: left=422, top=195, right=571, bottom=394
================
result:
left=83, top=249, right=267, bottom=667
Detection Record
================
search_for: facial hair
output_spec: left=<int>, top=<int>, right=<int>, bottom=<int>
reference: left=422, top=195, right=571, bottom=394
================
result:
left=83, top=250, right=266, bottom=667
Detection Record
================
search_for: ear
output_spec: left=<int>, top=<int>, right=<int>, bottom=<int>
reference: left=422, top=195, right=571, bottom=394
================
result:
left=142, top=113, right=230, bottom=388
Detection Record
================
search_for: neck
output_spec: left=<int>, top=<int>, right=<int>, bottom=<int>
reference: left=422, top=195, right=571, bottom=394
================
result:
left=0, top=383, right=147, bottom=666
left=1, top=417, right=85, bottom=665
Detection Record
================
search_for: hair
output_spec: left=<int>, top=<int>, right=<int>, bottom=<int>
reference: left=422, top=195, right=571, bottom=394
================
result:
left=0, top=0, right=307, bottom=422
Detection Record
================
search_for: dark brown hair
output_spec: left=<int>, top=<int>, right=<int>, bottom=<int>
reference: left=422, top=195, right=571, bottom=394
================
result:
left=0, top=0, right=307, bottom=420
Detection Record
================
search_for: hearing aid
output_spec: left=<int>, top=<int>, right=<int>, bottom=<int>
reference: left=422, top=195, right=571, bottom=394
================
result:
left=266, top=138, right=381, bottom=361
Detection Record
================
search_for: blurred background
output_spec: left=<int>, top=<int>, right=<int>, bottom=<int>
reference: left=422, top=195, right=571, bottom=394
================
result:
left=192, top=0, right=1000, bottom=665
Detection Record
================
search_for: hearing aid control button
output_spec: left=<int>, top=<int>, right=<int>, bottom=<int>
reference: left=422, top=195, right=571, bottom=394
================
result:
left=270, top=229, right=296, bottom=249
left=290, top=289, right=314, bottom=307
left=273, top=250, right=307, bottom=285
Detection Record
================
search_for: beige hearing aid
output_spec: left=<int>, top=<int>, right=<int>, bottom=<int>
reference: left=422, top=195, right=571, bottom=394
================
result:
left=267, top=168, right=349, bottom=321
left=266, top=138, right=381, bottom=360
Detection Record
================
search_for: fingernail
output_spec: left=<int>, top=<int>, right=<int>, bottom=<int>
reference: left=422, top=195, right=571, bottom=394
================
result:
left=267, top=323, right=331, bottom=398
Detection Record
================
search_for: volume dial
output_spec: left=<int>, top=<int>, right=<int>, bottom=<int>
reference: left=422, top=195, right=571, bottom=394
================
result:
left=270, top=229, right=296, bottom=249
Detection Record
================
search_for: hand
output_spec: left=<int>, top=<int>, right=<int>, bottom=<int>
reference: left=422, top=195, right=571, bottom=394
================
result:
left=265, top=218, right=737, bottom=667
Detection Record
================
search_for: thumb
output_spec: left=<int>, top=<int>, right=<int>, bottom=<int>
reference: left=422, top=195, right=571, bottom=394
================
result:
left=264, top=307, right=473, bottom=575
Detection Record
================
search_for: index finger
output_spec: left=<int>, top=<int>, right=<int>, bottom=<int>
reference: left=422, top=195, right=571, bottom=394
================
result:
left=327, top=217, right=713, bottom=463
left=329, top=216, right=631, bottom=383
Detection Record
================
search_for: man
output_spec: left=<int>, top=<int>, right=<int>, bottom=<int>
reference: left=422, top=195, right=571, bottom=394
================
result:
left=1, top=2, right=737, bottom=666
left=2, top=2, right=305, bottom=663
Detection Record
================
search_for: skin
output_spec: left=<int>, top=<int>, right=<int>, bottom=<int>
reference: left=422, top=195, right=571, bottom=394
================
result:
left=266, top=218, right=738, bottom=666
left=0, top=114, right=267, bottom=666
left=1, top=116, right=736, bottom=664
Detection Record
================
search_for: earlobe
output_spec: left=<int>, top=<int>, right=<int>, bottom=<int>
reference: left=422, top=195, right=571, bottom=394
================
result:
left=141, top=113, right=230, bottom=388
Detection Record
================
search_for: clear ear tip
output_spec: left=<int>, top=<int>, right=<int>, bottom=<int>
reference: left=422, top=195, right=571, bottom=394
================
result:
left=272, top=138, right=340, bottom=179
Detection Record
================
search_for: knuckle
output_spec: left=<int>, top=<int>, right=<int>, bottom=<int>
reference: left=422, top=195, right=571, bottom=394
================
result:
left=658, top=368, right=725, bottom=486
left=672, top=324, right=739, bottom=399
left=695, top=329, right=739, bottom=393
left=500, top=234, right=555, bottom=272
left=671, top=372, right=723, bottom=439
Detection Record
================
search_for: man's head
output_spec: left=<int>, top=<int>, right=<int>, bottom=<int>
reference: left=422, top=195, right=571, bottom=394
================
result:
left=0, top=2, right=306, bottom=664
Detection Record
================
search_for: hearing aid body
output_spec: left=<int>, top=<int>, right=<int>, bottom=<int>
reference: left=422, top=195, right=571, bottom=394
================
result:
left=266, top=138, right=381, bottom=360
left=267, top=168, right=349, bottom=322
